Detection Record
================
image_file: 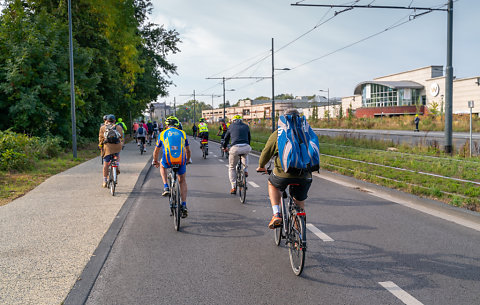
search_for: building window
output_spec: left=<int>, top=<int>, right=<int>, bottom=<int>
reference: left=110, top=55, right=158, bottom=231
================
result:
left=362, top=84, right=421, bottom=107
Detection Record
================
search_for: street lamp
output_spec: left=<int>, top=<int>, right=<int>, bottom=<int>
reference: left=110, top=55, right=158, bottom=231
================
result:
left=319, top=88, right=330, bottom=122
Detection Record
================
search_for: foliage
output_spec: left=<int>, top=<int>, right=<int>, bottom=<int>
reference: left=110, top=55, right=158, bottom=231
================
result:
left=254, top=96, right=270, bottom=101
left=275, top=93, right=294, bottom=100
left=0, top=130, right=63, bottom=171
left=175, top=100, right=212, bottom=123
left=0, top=0, right=180, bottom=143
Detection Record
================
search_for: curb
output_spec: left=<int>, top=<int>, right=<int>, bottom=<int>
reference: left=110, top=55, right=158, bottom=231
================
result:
left=63, top=156, right=153, bottom=305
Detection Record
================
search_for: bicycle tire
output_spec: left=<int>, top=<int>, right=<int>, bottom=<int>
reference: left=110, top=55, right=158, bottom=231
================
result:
left=274, top=226, right=282, bottom=246
left=110, top=166, right=116, bottom=196
left=239, top=168, right=246, bottom=204
left=288, top=213, right=306, bottom=276
left=174, top=180, right=181, bottom=231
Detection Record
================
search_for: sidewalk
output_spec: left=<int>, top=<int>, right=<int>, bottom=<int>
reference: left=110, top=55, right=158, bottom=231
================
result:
left=0, top=142, right=152, bottom=305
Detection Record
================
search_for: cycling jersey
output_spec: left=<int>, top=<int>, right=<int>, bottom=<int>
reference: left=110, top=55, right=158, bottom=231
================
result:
left=198, top=122, right=208, bottom=133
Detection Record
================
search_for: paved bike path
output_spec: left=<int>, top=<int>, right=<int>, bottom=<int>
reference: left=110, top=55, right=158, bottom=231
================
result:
left=0, top=142, right=152, bottom=305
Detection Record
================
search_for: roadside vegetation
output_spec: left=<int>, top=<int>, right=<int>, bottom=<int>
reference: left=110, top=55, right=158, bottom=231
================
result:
left=310, top=113, right=480, bottom=132
left=185, top=120, right=480, bottom=212
left=0, top=130, right=99, bottom=206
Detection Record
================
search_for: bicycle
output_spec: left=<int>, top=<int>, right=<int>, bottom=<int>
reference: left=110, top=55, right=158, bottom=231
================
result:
left=220, top=137, right=229, bottom=159
left=139, top=140, right=145, bottom=155
left=167, top=165, right=184, bottom=231
left=107, top=155, right=118, bottom=196
left=200, top=138, right=208, bottom=159
left=259, top=168, right=307, bottom=276
left=234, top=154, right=247, bottom=203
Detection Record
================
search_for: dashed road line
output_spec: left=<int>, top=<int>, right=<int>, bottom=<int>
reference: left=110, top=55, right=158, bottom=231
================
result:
left=213, top=154, right=218, bottom=157
left=248, top=181, right=260, bottom=188
left=218, top=159, right=224, bottom=162
left=379, top=281, right=424, bottom=305
left=306, top=224, right=334, bottom=242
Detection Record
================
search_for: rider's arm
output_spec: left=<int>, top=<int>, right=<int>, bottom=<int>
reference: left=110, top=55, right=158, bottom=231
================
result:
left=222, top=130, right=231, bottom=149
left=185, top=145, right=191, bottom=161
left=152, top=145, right=161, bottom=167
left=258, top=132, right=277, bottom=168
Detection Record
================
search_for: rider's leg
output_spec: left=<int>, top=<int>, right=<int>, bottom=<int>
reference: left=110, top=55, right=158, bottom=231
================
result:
left=267, top=181, right=283, bottom=228
left=178, top=173, right=188, bottom=203
left=159, top=164, right=168, bottom=185
left=228, top=146, right=240, bottom=190
left=103, top=160, right=109, bottom=179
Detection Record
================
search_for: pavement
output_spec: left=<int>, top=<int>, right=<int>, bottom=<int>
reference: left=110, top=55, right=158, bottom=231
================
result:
left=0, top=141, right=153, bottom=305
left=1, top=138, right=479, bottom=305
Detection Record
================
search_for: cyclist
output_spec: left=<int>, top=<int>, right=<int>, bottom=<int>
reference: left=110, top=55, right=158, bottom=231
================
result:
left=133, top=121, right=139, bottom=144
left=198, top=118, right=208, bottom=140
left=222, top=115, right=251, bottom=194
left=99, top=114, right=124, bottom=187
left=198, top=118, right=209, bottom=153
left=152, top=120, right=160, bottom=142
left=152, top=116, right=191, bottom=217
left=136, top=122, right=147, bottom=152
left=117, top=118, right=127, bottom=132
left=256, top=109, right=312, bottom=229
left=216, top=118, right=228, bottom=139
left=147, top=120, right=154, bottom=144
left=192, top=124, right=198, bottom=139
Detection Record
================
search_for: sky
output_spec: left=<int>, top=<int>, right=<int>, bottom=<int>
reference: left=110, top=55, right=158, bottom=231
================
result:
left=151, top=0, right=478, bottom=108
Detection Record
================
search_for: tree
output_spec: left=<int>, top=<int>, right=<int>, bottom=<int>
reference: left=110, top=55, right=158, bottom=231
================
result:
left=275, top=93, right=294, bottom=100
left=254, top=96, right=270, bottom=101
left=0, top=0, right=180, bottom=142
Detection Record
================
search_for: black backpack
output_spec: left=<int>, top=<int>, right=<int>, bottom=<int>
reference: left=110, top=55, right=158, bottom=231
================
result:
left=104, top=124, right=121, bottom=144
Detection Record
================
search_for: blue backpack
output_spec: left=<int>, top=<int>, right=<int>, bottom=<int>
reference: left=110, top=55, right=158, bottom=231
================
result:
left=277, top=114, right=320, bottom=174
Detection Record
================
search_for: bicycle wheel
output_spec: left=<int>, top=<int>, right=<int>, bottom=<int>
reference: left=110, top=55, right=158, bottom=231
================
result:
left=140, top=144, right=144, bottom=155
left=288, top=213, right=306, bottom=276
left=202, top=147, right=206, bottom=159
left=174, top=181, right=181, bottom=231
left=110, top=166, right=116, bottom=196
left=239, top=168, right=246, bottom=204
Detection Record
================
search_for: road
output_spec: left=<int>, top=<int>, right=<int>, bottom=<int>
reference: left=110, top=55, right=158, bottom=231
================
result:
left=314, top=128, right=480, bottom=153
left=83, top=137, right=480, bottom=305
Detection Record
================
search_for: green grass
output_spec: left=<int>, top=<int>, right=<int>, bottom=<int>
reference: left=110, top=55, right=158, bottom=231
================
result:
left=183, top=123, right=480, bottom=211
left=0, top=144, right=99, bottom=206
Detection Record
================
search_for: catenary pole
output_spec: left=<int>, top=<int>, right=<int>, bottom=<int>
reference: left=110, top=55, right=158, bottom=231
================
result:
left=444, top=0, right=453, bottom=154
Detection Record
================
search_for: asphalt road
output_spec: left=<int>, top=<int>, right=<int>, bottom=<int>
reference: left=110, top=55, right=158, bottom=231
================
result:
left=84, top=137, right=480, bottom=305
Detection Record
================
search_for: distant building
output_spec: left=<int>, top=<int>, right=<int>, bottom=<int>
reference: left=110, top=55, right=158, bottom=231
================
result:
left=150, top=102, right=173, bottom=121
left=346, top=66, right=480, bottom=118
left=201, top=96, right=341, bottom=122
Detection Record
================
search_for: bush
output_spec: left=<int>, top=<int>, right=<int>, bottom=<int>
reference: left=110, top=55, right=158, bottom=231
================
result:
left=0, top=130, right=63, bottom=171
left=0, top=149, right=30, bottom=171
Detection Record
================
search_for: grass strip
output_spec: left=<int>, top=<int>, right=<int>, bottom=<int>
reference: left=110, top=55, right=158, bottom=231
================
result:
left=0, top=145, right=99, bottom=206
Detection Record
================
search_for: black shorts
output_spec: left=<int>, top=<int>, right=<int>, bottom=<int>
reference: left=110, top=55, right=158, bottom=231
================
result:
left=268, top=174, right=312, bottom=201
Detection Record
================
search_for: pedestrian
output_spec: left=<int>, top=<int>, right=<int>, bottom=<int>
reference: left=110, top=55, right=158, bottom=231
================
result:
left=414, top=114, right=420, bottom=132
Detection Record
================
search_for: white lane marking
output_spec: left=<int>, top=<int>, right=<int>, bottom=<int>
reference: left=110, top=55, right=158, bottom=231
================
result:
left=306, top=223, right=334, bottom=242
left=225, top=165, right=229, bottom=168
left=248, top=181, right=260, bottom=188
left=379, top=281, right=424, bottom=305
left=213, top=154, right=218, bottom=157
left=312, top=172, right=480, bottom=233
left=218, top=159, right=224, bottom=162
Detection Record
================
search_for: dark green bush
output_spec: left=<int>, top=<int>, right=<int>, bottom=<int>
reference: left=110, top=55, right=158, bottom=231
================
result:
left=0, top=130, right=63, bottom=171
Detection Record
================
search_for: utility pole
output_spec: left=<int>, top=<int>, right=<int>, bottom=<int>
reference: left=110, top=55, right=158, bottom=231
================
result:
left=174, top=97, right=176, bottom=116
left=444, top=0, right=454, bottom=154
left=194, top=93, right=222, bottom=122
left=291, top=1, right=452, bottom=152
left=67, top=0, right=77, bottom=158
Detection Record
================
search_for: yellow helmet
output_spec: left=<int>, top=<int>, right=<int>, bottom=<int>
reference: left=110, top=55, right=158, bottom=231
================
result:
left=233, top=115, right=242, bottom=120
